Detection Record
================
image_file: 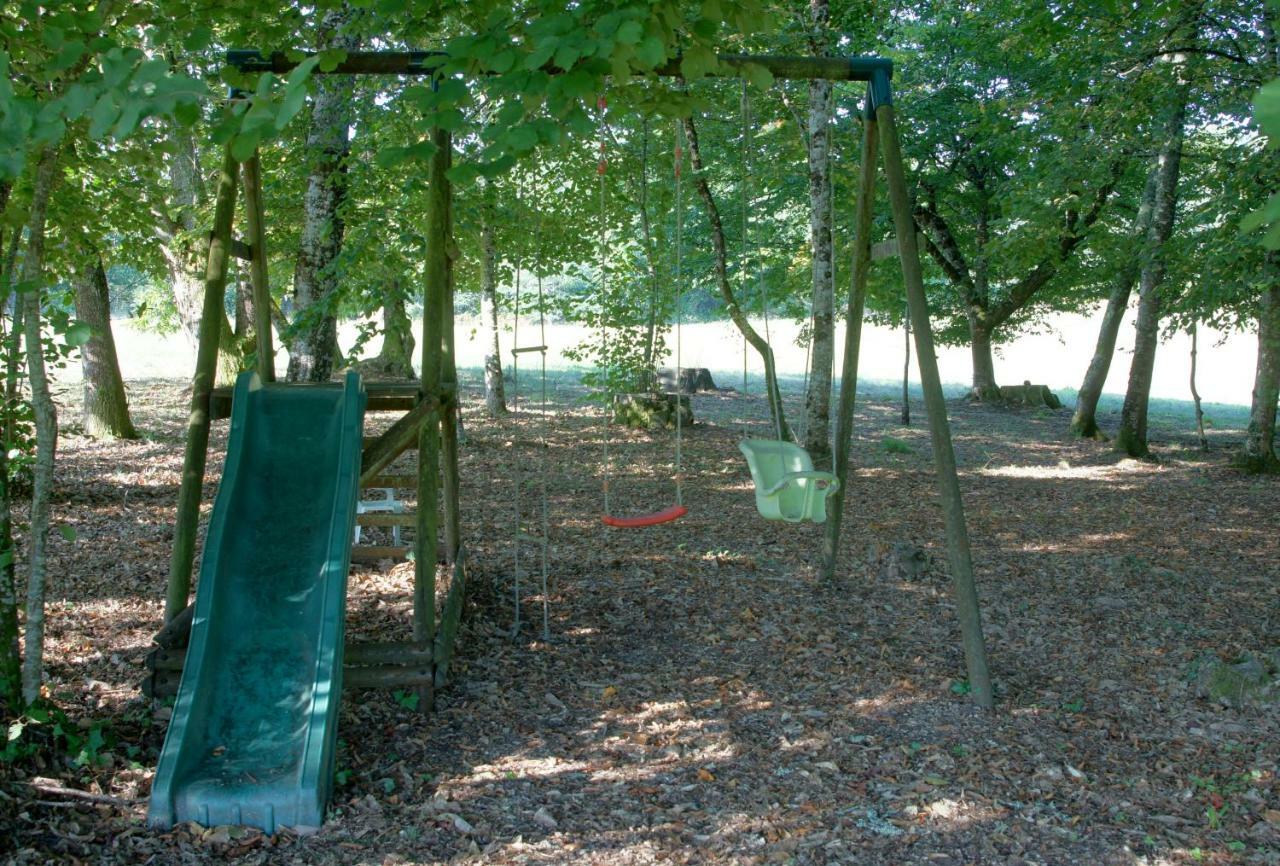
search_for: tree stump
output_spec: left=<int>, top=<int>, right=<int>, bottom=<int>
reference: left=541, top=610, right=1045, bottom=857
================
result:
left=998, top=380, right=1063, bottom=409
left=613, top=393, right=694, bottom=430
left=658, top=367, right=718, bottom=393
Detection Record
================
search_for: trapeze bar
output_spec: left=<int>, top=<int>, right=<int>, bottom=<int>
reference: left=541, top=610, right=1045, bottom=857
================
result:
left=226, top=49, right=892, bottom=83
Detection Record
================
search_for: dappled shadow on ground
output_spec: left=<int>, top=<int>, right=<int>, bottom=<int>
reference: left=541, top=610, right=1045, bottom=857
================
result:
left=2, top=374, right=1276, bottom=865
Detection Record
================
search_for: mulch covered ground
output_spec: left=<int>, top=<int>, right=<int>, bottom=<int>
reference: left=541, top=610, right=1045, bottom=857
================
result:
left=0, top=373, right=1276, bottom=865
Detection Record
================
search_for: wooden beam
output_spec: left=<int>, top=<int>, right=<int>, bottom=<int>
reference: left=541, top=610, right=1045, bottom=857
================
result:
left=230, top=238, right=252, bottom=261
left=227, top=49, right=892, bottom=83
left=147, top=640, right=432, bottom=672
left=355, top=512, right=416, bottom=527
left=877, top=103, right=993, bottom=710
left=164, top=144, right=239, bottom=622
left=823, top=111, right=878, bottom=581
left=241, top=153, right=276, bottom=382
left=143, top=659, right=436, bottom=698
left=415, top=125, right=450, bottom=713
left=350, top=545, right=411, bottom=564
left=362, top=473, right=416, bottom=488
left=433, top=549, right=467, bottom=688
left=359, top=394, right=438, bottom=486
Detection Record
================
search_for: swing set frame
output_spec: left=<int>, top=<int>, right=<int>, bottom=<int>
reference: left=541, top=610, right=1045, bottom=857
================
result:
left=160, top=47, right=994, bottom=710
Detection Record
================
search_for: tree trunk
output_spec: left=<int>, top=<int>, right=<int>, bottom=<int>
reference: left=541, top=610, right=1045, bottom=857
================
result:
left=19, top=147, right=60, bottom=704
left=0, top=206, right=19, bottom=712
left=1071, top=166, right=1159, bottom=439
left=901, top=305, right=911, bottom=426
left=287, top=10, right=359, bottom=383
left=73, top=246, right=139, bottom=440
left=802, top=72, right=835, bottom=468
left=969, top=325, right=1000, bottom=401
left=374, top=279, right=416, bottom=379
left=479, top=192, right=507, bottom=415
left=1115, top=89, right=1188, bottom=459
left=165, top=124, right=206, bottom=343
left=684, top=115, right=791, bottom=440
left=1188, top=322, right=1208, bottom=451
left=1238, top=276, right=1280, bottom=473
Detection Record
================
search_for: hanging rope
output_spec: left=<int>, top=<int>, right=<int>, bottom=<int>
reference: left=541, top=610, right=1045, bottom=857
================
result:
left=741, top=80, right=784, bottom=443
left=673, top=120, right=685, bottom=508
left=511, top=178, right=524, bottom=637
left=597, top=94, right=613, bottom=521
left=509, top=172, right=553, bottom=641
left=598, top=97, right=688, bottom=529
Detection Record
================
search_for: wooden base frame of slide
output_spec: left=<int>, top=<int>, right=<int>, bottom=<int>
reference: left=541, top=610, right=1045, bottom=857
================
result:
left=156, top=50, right=993, bottom=711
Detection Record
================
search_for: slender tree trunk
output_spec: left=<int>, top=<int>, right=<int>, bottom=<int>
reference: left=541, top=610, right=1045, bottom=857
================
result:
left=684, top=115, right=791, bottom=440
left=374, top=279, right=416, bottom=379
left=1188, top=322, right=1208, bottom=451
left=287, top=10, right=359, bottom=382
left=1072, top=167, right=1160, bottom=439
left=902, top=306, right=911, bottom=426
left=0, top=208, right=20, bottom=712
left=73, top=246, right=139, bottom=440
left=1238, top=276, right=1280, bottom=472
left=19, top=148, right=59, bottom=704
left=802, top=79, right=835, bottom=467
left=1116, top=89, right=1188, bottom=458
left=233, top=262, right=251, bottom=340
left=479, top=193, right=507, bottom=415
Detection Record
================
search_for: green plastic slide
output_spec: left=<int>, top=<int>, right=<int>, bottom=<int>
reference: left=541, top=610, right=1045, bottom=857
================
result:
left=738, top=438, right=839, bottom=524
left=149, top=371, right=366, bottom=833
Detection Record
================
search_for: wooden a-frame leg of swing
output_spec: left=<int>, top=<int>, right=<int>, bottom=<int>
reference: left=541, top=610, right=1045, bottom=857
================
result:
left=877, top=102, right=994, bottom=710
left=822, top=106, right=878, bottom=582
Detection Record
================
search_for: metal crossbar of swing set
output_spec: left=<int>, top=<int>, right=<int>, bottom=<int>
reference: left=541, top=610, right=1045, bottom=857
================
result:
left=226, top=49, right=893, bottom=96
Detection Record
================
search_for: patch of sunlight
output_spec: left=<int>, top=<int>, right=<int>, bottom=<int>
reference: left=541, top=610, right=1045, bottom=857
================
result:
left=979, top=462, right=1145, bottom=480
left=914, top=796, right=1003, bottom=829
left=563, top=626, right=598, bottom=637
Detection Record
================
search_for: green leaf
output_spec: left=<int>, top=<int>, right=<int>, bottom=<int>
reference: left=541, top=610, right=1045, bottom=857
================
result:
left=635, top=36, right=666, bottom=68
left=487, top=50, right=515, bottom=74
left=317, top=49, right=348, bottom=73
left=680, top=45, right=718, bottom=80
left=64, top=321, right=93, bottom=347
left=88, top=92, right=118, bottom=139
left=57, top=524, right=76, bottom=543
left=616, top=20, right=644, bottom=46
left=743, top=62, right=773, bottom=91
left=1254, top=79, right=1280, bottom=140
left=230, top=131, right=261, bottom=163
left=183, top=25, right=212, bottom=52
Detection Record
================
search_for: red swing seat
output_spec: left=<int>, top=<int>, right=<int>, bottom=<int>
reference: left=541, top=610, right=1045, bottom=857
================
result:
left=601, top=504, right=688, bottom=528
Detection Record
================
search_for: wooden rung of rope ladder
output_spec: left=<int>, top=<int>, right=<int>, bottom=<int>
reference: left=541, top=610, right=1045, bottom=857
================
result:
left=511, top=345, right=548, bottom=355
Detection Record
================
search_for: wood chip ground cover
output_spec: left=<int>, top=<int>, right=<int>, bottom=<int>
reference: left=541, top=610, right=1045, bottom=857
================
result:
left=0, top=374, right=1276, bottom=865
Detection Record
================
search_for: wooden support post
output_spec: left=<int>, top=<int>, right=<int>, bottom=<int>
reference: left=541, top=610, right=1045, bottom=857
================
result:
left=414, top=125, right=451, bottom=712
left=241, top=152, right=275, bottom=382
left=876, top=103, right=993, bottom=710
left=440, top=197, right=462, bottom=563
left=822, top=110, right=878, bottom=582
left=164, top=145, right=239, bottom=622
left=359, top=393, right=439, bottom=486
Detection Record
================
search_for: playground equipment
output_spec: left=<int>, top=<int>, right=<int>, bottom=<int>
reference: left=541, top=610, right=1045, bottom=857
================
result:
left=599, top=104, right=690, bottom=529
left=738, top=439, right=839, bottom=524
left=150, top=372, right=364, bottom=831
left=147, top=47, right=996, bottom=836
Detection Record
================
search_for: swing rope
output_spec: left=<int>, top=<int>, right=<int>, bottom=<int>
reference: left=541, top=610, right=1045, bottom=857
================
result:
left=741, top=80, right=784, bottom=444
left=510, top=174, right=552, bottom=640
left=599, top=97, right=687, bottom=529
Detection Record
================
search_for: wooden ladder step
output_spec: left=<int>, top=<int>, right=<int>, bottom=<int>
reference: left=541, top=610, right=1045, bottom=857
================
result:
left=351, top=545, right=411, bottom=563
left=361, top=473, right=416, bottom=488
left=355, top=512, right=416, bottom=528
